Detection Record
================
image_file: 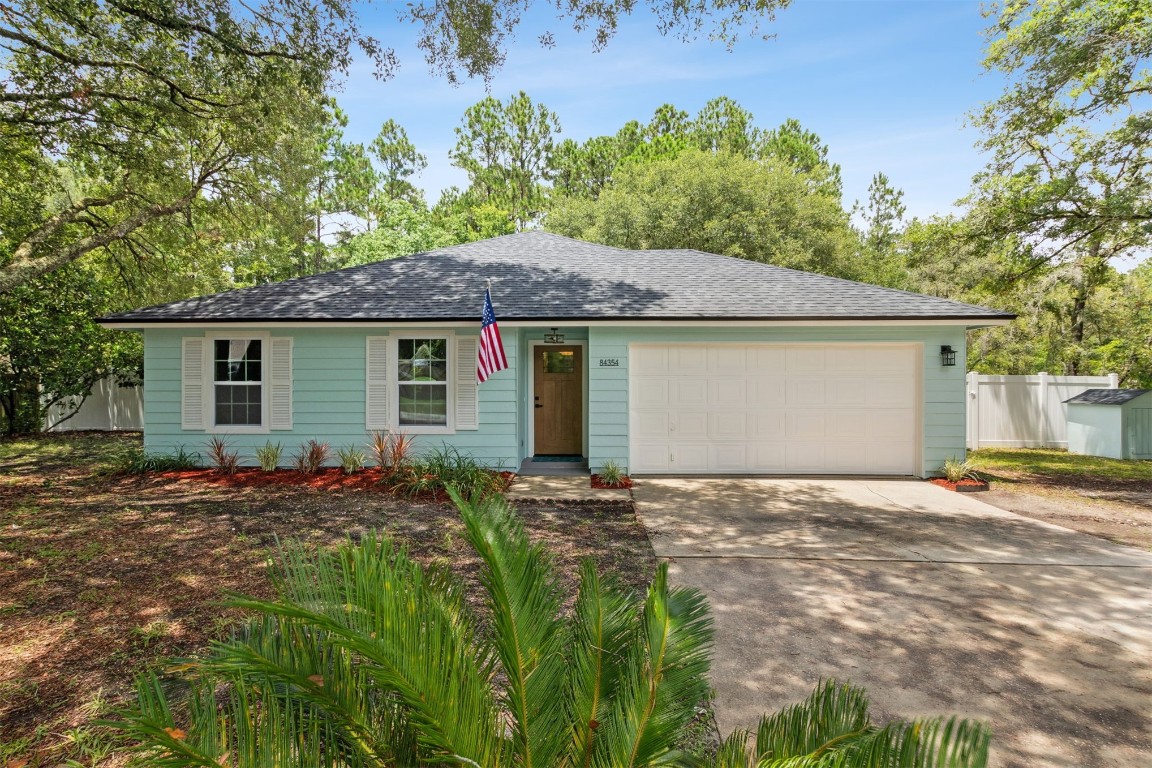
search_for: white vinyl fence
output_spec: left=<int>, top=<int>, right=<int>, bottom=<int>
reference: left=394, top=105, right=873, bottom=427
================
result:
left=966, top=372, right=1119, bottom=450
left=45, top=376, right=143, bottom=432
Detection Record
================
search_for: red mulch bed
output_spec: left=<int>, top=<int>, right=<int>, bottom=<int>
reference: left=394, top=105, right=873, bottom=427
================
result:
left=157, top=468, right=518, bottom=499
left=591, top=474, right=633, bottom=490
left=929, top=477, right=990, bottom=492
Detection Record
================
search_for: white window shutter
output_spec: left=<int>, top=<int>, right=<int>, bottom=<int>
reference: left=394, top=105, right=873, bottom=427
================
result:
left=366, top=336, right=390, bottom=430
left=455, top=336, right=479, bottom=430
left=269, top=337, right=293, bottom=430
left=181, top=337, right=206, bottom=430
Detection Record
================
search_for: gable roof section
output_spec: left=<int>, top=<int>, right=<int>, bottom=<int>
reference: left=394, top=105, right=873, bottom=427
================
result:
left=100, top=231, right=1014, bottom=324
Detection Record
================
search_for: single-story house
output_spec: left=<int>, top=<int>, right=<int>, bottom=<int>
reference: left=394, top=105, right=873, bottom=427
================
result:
left=98, top=231, right=1013, bottom=477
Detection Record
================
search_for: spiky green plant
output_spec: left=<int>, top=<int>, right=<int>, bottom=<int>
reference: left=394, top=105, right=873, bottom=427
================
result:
left=942, top=456, right=981, bottom=483
left=336, top=445, right=368, bottom=474
left=255, top=442, right=283, bottom=472
left=108, top=491, right=990, bottom=768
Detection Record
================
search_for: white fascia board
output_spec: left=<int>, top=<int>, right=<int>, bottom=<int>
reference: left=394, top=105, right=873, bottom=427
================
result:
left=101, top=317, right=1011, bottom=331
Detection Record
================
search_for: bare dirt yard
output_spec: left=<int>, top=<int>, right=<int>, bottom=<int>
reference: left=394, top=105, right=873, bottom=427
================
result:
left=972, top=448, right=1152, bottom=551
left=0, top=433, right=653, bottom=767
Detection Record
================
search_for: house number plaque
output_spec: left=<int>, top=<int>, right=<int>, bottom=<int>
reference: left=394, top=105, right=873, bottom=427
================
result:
left=598, top=358, right=620, bottom=367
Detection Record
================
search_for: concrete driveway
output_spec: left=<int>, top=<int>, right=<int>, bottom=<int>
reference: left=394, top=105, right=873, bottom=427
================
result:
left=633, top=478, right=1152, bottom=768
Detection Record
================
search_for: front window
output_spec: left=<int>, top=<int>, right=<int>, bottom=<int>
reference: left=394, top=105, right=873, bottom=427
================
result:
left=214, top=339, right=262, bottom=426
left=397, top=338, right=448, bottom=427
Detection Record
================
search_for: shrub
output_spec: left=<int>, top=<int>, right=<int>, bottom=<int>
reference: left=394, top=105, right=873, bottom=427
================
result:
left=255, top=442, right=283, bottom=472
left=599, top=459, right=625, bottom=486
left=292, top=440, right=330, bottom=474
left=109, top=445, right=200, bottom=474
left=206, top=436, right=240, bottom=475
left=110, top=491, right=991, bottom=767
left=390, top=445, right=504, bottom=498
left=369, top=430, right=416, bottom=474
left=336, top=445, right=367, bottom=474
left=943, top=456, right=981, bottom=483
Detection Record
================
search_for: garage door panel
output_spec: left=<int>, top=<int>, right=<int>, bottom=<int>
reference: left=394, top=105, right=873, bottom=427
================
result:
left=710, top=379, right=747, bottom=406
left=788, top=378, right=826, bottom=406
left=632, top=347, right=669, bottom=374
left=710, top=412, right=747, bottom=439
left=752, top=411, right=785, bottom=439
left=630, top=344, right=919, bottom=475
left=787, top=347, right=826, bottom=372
left=711, top=443, right=747, bottom=470
left=709, top=347, right=747, bottom=374
left=826, top=379, right=868, bottom=407
left=633, top=379, right=669, bottom=408
left=787, top=411, right=825, bottom=439
left=673, top=379, right=707, bottom=406
left=675, top=411, right=709, bottom=439
left=827, top=410, right=870, bottom=439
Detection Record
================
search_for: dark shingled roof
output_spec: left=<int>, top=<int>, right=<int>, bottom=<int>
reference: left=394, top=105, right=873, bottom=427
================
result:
left=100, top=231, right=1014, bottom=324
left=1064, top=389, right=1151, bottom=406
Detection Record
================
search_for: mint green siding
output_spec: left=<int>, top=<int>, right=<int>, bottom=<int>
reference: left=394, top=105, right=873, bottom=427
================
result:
left=142, top=327, right=518, bottom=469
left=140, top=324, right=967, bottom=477
left=1067, top=394, right=1152, bottom=460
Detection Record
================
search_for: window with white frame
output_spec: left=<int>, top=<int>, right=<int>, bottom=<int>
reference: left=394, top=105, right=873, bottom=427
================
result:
left=397, top=337, right=448, bottom=427
left=213, top=338, right=263, bottom=426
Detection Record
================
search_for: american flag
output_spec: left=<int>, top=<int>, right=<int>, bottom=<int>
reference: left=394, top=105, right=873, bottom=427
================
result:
left=478, top=286, right=508, bottom=383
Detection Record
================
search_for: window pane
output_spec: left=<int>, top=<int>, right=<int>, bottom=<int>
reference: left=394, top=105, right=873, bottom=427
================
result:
left=398, top=383, right=447, bottom=426
left=543, top=351, right=576, bottom=374
left=214, top=384, right=262, bottom=426
left=397, top=337, right=448, bottom=383
left=214, top=339, right=262, bottom=383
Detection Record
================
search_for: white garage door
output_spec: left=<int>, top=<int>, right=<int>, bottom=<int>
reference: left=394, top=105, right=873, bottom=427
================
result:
left=629, top=344, right=920, bottom=475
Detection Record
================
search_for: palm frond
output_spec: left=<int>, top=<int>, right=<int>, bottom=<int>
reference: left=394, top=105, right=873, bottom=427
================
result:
left=840, top=716, right=990, bottom=768
left=753, top=680, right=872, bottom=763
left=713, top=729, right=753, bottom=768
left=595, top=562, right=714, bottom=767
left=452, top=486, right=571, bottom=768
left=226, top=532, right=510, bottom=765
left=567, top=559, right=637, bottom=768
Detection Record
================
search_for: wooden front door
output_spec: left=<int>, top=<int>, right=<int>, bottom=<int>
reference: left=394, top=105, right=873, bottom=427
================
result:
left=533, top=346, right=583, bottom=455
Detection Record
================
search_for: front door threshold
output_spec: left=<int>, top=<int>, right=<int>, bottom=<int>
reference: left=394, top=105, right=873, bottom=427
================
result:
left=519, top=456, right=589, bottom=477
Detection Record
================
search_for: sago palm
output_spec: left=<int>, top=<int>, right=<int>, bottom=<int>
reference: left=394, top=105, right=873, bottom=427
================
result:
left=110, top=489, right=990, bottom=767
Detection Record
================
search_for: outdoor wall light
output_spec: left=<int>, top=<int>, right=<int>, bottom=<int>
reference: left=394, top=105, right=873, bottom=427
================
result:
left=940, top=345, right=957, bottom=367
left=544, top=327, right=565, bottom=344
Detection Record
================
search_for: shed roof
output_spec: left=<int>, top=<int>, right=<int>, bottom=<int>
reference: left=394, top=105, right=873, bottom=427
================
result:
left=1064, top=389, right=1151, bottom=406
left=99, top=231, right=1015, bottom=324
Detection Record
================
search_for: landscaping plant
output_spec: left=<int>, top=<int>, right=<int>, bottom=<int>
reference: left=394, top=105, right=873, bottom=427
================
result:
left=110, top=490, right=990, bottom=768
left=599, top=459, right=626, bottom=486
left=942, top=456, right=981, bottom=483
left=369, top=429, right=416, bottom=475
left=109, top=445, right=200, bottom=474
left=292, top=440, right=330, bottom=474
left=336, top=445, right=368, bottom=474
left=391, top=445, right=505, bottom=498
left=255, top=442, right=283, bottom=472
left=205, top=437, right=240, bottom=475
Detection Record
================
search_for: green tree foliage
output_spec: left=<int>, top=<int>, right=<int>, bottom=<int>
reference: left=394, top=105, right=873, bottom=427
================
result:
left=0, top=0, right=388, bottom=294
left=337, top=199, right=454, bottom=267
left=450, top=91, right=562, bottom=230
left=760, top=118, right=843, bottom=197
left=110, top=491, right=990, bottom=767
left=856, top=172, right=908, bottom=287
left=369, top=119, right=429, bottom=206
left=972, top=0, right=1151, bottom=269
left=0, top=265, right=139, bottom=434
left=548, top=150, right=859, bottom=277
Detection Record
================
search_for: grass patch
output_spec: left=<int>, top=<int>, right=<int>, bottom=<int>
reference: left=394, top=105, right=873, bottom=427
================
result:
left=972, top=448, right=1152, bottom=483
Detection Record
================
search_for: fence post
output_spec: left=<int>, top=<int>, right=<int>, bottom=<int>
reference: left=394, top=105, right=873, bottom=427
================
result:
left=1038, top=372, right=1050, bottom=448
left=1108, top=372, right=1120, bottom=389
left=966, top=371, right=979, bottom=450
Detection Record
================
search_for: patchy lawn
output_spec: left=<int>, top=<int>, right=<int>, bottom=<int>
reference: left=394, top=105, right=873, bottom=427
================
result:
left=971, top=447, right=1152, bottom=550
left=0, top=432, right=655, bottom=767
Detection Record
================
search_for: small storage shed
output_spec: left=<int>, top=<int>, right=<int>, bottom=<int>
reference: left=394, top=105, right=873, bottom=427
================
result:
left=1065, top=389, right=1152, bottom=460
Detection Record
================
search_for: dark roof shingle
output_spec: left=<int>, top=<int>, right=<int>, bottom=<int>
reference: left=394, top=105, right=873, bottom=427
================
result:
left=100, top=231, right=1014, bottom=323
left=1064, top=389, right=1151, bottom=406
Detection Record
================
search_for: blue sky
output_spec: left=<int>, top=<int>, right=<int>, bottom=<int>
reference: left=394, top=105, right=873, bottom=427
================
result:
left=336, top=0, right=1005, bottom=220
